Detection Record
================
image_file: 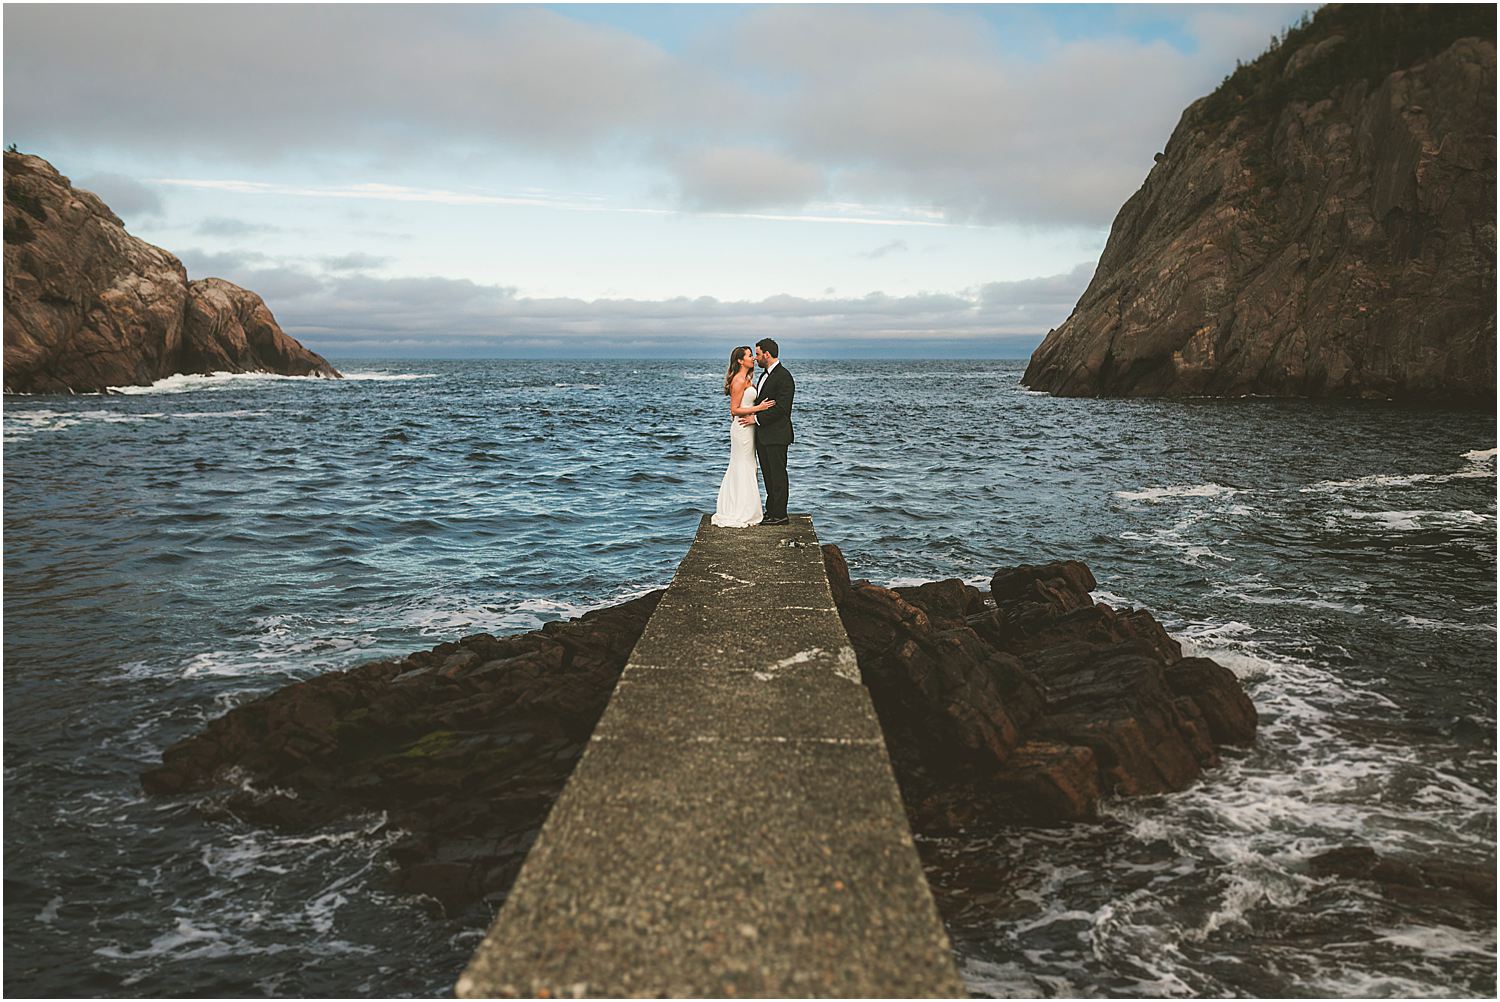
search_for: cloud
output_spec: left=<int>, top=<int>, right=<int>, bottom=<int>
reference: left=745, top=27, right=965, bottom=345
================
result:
left=178, top=256, right=1093, bottom=356
left=859, top=240, right=908, bottom=260
left=2, top=5, right=697, bottom=159
left=672, top=146, right=825, bottom=210
left=175, top=247, right=325, bottom=300
left=176, top=248, right=272, bottom=274
left=154, top=174, right=949, bottom=228
left=717, top=5, right=1315, bottom=225
left=75, top=172, right=163, bottom=220
left=196, top=216, right=279, bottom=237
left=7, top=4, right=1315, bottom=227
left=321, top=252, right=391, bottom=272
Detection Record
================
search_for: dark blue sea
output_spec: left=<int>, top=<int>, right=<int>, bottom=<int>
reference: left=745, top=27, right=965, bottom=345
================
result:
left=4, top=359, right=1495, bottom=997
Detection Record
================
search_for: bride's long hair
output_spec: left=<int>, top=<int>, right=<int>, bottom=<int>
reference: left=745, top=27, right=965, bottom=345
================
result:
left=723, top=345, right=752, bottom=396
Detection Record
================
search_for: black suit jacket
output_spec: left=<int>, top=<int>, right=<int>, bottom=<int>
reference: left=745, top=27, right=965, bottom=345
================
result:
left=754, top=363, right=794, bottom=446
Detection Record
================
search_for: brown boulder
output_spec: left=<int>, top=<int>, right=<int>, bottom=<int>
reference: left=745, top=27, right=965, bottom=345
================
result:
left=825, top=544, right=1257, bottom=827
left=1310, top=845, right=1496, bottom=907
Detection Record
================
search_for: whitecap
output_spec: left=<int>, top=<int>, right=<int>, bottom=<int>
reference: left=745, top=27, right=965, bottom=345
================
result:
left=1211, top=577, right=1367, bottom=613
left=1396, top=614, right=1498, bottom=633
left=106, top=371, right=343, bottom=394
left=1337, top=508, right=1493, bottom=532
left=173, top=409, right=271, bottom=419
left=1116, top=483, right=1244, bottom=502
left=337, top=371, right=437, bottom=381
left=1374, top=924, right=1498, bottom=959
left=1302, top=448, right=1497, bottom=492
left=3, top=408, right=167, bottom=439
left=1091, top=588, right=1141, bottom=609
left=1119, top=526, right=1232, bottom=566
left=36, top=895, right=62, bottom=924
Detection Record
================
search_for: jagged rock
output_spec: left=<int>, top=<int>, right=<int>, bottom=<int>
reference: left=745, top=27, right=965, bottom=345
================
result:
left=827, top=545, right=1257, bottom=828
left=1309, top=845, right=1496, bottom=907
left=143, top=590, right=664, bottom=918
left=3, top=151, right=339, bottom=393
left=141, top=548, right=1257, bottom=916
left=1024, top=5, right=1496, bottom=403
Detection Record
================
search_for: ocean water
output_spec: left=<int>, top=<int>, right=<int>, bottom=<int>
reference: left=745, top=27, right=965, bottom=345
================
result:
left=3, top=358, right=1494, bottom=997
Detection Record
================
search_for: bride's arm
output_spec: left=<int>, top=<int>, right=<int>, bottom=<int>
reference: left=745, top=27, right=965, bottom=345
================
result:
left=728, top=380, right=775, bottom=416
left=730, top=397, right=775, bottom=415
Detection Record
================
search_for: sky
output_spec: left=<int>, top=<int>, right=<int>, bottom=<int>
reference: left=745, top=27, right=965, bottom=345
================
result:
left=3, top=3, right=1315, bottom=359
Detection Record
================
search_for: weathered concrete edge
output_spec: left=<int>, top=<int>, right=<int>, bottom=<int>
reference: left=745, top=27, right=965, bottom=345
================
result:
left=456, top=515, right=967, bottom=998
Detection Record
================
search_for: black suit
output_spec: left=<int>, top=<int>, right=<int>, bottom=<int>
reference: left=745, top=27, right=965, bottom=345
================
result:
left=753, top=362, right=794, bottom=519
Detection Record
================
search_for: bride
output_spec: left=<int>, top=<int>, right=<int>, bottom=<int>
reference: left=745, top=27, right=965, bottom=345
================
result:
left=711, top=345, right=776, bottom=528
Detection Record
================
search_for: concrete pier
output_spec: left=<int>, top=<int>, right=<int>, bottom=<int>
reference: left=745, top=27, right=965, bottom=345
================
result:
left=456, top=515, right=966, bottom=998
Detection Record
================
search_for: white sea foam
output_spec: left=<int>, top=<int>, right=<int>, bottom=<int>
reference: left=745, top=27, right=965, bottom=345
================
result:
left=1336, top=508, right=1493, bottom=532
left=386, top=585, right=662, bottom=636
left=106, top=371, right=343, bottom=394
left=1071, top=605, right=1495, bottom=997
left=4, top=408, right=165, bottom=439
left=1091, top=588, right=1142, bottom=610
left=1396, top=614, right=1497, bottom=633
left=1211, top=576, right=1367, bottom=614
left=1374, top=924, right=1498, bottom=959
left=1119, top=526, right=1232, bottom=567
left=1116, top=483, right=1244, bottom=502
left=4, top=407, right=272, bottom=440
left=172, top=409, right=271, bottom=419
left=1302, top=447, right=1497, bottom=492
left=337, top=371, right=437, bottom=381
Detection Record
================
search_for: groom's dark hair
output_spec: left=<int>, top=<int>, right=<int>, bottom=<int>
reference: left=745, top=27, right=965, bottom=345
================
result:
left=756, top=338, right=779, bottom=358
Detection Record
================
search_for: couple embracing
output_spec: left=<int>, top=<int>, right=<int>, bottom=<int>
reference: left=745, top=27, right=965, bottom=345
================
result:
left=711, top=338, right=794, bottom=528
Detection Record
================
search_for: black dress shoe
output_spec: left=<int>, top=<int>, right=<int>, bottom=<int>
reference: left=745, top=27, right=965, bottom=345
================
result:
left=760, top=515, right=790, bottom=525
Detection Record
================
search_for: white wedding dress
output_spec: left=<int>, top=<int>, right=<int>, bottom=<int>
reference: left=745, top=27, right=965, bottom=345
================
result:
left=711, top=385, right=764, bottom=528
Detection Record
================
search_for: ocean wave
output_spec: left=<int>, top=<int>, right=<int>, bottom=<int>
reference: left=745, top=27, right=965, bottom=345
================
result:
left=3, top=406, right=270, bottom=441
left=1116, top=483, right=1245, bottom=502
left=385, top=586, right=661, bottom=636
left=337, top=371, right=438, bottom=381
left=4, top=409, right=165, bottom=439
left=1211, top=576, right=1368, bottom=614
left=106, top=371, right=344, bottom=394
left=1120, top=516, right=1234, bottom=566
left=1073, top=610, right=1495, bottom=995
left=1302, top=447, right=1497, bottom=493
left=1396, top=614, right=1498, bottom=633
left=1335, top=508, right=1494, bottom=532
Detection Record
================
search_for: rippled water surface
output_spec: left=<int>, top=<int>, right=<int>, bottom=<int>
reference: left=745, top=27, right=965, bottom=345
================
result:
left=4, top=359, right=1495, bottom=996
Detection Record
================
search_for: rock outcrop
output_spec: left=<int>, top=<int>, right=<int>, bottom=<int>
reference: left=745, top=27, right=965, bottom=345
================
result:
left=4, top=151, right=339, bottom=393
left=824, top=547, right=1256, bottom=831
left=1308, top=845, right=1496, bottom=908
left=1023, top=4, right=1496, bottom=404
left=142, top=590, right=664, bottom=917
left=142, top=550, right=1255, bottom=919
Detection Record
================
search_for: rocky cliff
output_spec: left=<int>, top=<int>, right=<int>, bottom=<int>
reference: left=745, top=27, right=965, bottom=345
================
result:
left=1023, top=4, right=1496, bottom=403
left=4, top=151, right=339, bottom=393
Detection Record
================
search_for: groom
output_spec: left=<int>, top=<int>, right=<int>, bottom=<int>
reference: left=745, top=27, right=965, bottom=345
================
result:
left=739, top=337, right=794, bottom=526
